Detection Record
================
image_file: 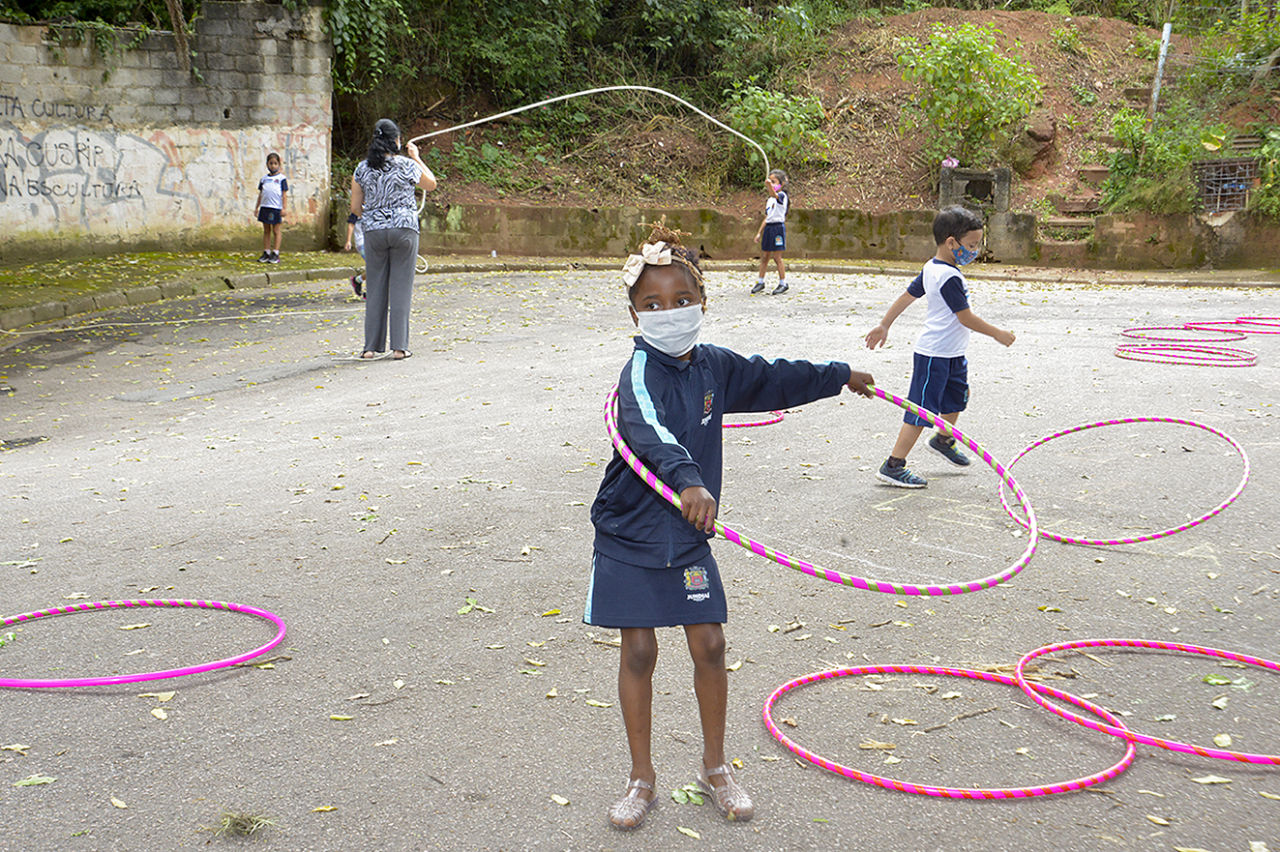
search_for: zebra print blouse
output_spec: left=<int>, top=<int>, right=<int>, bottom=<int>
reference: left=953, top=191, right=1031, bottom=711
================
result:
left=353, top=156, right=423, bottom=232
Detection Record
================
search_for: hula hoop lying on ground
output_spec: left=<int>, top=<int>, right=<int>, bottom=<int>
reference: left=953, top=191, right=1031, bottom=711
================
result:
left=1114, top=342, right=1257, bottom=367
left=1120, top=325, right=1248, bottom=343
left=604, top=384, right=1040, bottom=595
left=1186, top=319, right=1280, bottom=335
left=0, top=599, right=287, bottom=689
left=1236, top=315, right=1280, bottom=327
left=1015, top=639, right=1280, bottom=764
left=722, top=410, right=784, bottom=428
left=996, top=416, right=1249, bottom=546
left=763, top=664, right=1136, bottom=798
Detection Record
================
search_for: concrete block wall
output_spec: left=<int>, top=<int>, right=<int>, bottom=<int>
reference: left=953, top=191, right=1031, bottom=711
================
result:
left=0, top=1, right=332, bottom=260
left=419, top=204, right=1280, bottom=270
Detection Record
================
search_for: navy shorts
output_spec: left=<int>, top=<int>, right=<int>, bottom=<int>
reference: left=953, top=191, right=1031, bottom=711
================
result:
left=904, top=353, right=968, bottom=427
left=257, top=207, right=282, bottom=225
left=584, top=550, right=726, bottom=628
left=761, top=222, right=786, bottom=253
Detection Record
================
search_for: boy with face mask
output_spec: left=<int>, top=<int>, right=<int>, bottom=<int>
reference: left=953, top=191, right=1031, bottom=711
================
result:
left=864, top=205, right=1016, bottom=488
left=587, top=223, right=874, bottom=831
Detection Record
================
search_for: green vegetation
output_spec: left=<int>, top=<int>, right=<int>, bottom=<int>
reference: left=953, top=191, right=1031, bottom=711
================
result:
left=896, top=22, right=1042, bottom=167
left=725, top=85, right=830, bottom=173
left=2, top=0, right=1277, bottom=218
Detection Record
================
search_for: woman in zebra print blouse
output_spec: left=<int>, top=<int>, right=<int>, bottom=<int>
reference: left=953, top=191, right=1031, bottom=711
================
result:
left=350, top=118, right=438, bottom=360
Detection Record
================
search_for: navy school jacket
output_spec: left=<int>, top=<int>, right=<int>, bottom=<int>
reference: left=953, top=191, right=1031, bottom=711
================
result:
left=592, top=336, right=851, bottom=568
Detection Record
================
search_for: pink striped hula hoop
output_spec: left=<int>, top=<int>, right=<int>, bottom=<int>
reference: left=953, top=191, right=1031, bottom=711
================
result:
left=1113, top=342, right=1257, bottom=366
left=1120, top=325, right=1248, bottom=343
left=997, top=416, right=1248, bottom=546
left=722, top=410, right=784, bottom=428
left=1235, top=315, right=1280, bottom=328
left=0, top=599, right=287, bottom=688
left=1186, top=319, right=1280, bottom=335
left=604, top=384, right=1040, bottom=595
left=1015, top=639, right=1280, bottom=764
left=763, top=664, right=1136, bottom=798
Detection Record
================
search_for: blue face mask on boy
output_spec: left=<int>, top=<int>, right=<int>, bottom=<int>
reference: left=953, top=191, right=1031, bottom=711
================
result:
left=951, top=243, right=979, bottom=266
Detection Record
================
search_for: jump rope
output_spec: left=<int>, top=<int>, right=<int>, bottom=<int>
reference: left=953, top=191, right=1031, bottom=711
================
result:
left=5, top=87, right=1273, bottom=798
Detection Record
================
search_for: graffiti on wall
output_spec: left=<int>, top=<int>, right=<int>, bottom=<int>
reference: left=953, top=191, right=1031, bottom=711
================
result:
left=1, top=91, right=327, bottom=239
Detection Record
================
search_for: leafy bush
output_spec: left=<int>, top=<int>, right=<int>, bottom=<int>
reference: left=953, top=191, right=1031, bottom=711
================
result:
left=1051, top=23, right=1087, bottom=57
left=1101, top=106, right=1209, bottom=214
left=1249, top=127, right=1280, bottom=218
left=724, top=85, right=829, bottom=173
left=896, top=22, right=1042, bottom=165
left=326, top=0, right=410, bottom=95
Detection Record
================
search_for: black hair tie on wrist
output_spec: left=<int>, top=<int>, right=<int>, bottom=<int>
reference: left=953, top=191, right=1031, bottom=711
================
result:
left=347, top=212, right=360, bottom=224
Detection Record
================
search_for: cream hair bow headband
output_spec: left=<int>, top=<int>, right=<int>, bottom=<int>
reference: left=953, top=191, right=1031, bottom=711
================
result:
left=623, top=240, right=703, bottom=290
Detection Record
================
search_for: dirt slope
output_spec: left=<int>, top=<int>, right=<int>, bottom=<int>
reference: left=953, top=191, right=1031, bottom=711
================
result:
left=421, top=10, right=1273, bottom=218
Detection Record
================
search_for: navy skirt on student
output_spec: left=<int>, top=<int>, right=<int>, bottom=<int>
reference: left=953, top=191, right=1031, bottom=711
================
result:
left=761, top=222, right=786, bottom=252
left=584, top=550, right=727, bottom=628
left=257, top=206, right=282, bottom=225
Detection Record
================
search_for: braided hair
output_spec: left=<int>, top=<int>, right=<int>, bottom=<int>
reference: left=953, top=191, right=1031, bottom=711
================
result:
left=366, top=118, right=401, bottom=171
left=629, top=220, right=706, bottom=306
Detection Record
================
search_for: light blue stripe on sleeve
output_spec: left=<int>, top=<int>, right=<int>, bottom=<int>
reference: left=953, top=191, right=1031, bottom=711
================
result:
left=630, top=350, right=684, bottom=449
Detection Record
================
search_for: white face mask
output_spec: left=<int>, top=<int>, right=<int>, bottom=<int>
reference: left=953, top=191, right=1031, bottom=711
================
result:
left=635, top=303, right=703, bottom=357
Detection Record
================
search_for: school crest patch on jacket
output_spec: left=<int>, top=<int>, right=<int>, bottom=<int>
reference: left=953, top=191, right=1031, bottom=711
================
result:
left=703, top=390, right=714, bottom=416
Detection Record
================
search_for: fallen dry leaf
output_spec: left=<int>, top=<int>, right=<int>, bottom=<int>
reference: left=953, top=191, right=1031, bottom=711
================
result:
left=110, top=797, right=127, bottom=809
left=1146, top=815, right=1170, bottom=826
left=859, top=740, right=896, bottom=750
left=150, top=708, right=168, bottom=721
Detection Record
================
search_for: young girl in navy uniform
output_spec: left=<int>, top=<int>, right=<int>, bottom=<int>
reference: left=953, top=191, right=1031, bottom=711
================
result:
left=751, top=169, right=789, bottom=295
left=587, top=223, right=875, bottom=829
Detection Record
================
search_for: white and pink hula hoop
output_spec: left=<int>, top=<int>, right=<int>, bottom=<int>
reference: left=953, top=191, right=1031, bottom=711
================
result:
left=1015, top=639, right=1280, bottom=764
left=997, top=416, right=1248, bottom=546
left=1114, top=342, right=1257, bottom=367
left=764, top=664, right=1136, bottom=798
left=604, top=384, right=1039, bottom=596
left=0, top=599, right=287, bottom=689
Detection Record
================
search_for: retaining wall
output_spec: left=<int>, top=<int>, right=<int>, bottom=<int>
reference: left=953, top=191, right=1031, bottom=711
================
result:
left=0, top=1, right=332, bottom=260
left=416, top=204, right=1280, bottom=270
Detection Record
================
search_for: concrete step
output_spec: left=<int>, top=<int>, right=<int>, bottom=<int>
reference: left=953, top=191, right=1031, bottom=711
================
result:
left=1078, top=164, right=1110, bottom=184
left=1042, top=217, right=1095, bottom=233
left=1232, top=134, right=1265, bottom=153
left=1123, top=86, right=1152, bottom=104
left=1048, top=194, right=1100, bottom=214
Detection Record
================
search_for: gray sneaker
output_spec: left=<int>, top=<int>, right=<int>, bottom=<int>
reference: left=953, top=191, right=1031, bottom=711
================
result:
left=928, top=433, right=970, bottom=466
left=876, top=460, right=926, bottom=488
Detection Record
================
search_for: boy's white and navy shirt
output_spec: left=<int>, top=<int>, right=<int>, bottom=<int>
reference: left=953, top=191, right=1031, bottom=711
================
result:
left=907, top=257, right=971, bottom=358
left=591, top=336, right=849, bottom=568
left=764, top=189, right=789, bottom=224
left=257, top=172, right=288, bottom=210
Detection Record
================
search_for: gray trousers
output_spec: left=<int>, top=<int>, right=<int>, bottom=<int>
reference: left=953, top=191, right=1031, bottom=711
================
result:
left=362, top=227, right=419, bottom=353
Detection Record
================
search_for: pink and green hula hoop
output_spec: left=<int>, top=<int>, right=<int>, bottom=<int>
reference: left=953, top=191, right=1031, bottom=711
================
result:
left=604, top=384, right=1039, bottom=596
left=1015, top=639, right=1280, bottom=764
left=763, top=664, right=1136, bottom=798
left=0, top=599, right=287, bottom=688
left=997, top=416, right=1248, bottom=546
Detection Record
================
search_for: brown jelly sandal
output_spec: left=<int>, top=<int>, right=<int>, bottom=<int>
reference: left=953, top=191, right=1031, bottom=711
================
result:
left=607, top=778, right=657, bottom=830
left=697, top=763, right=754, bottom=822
